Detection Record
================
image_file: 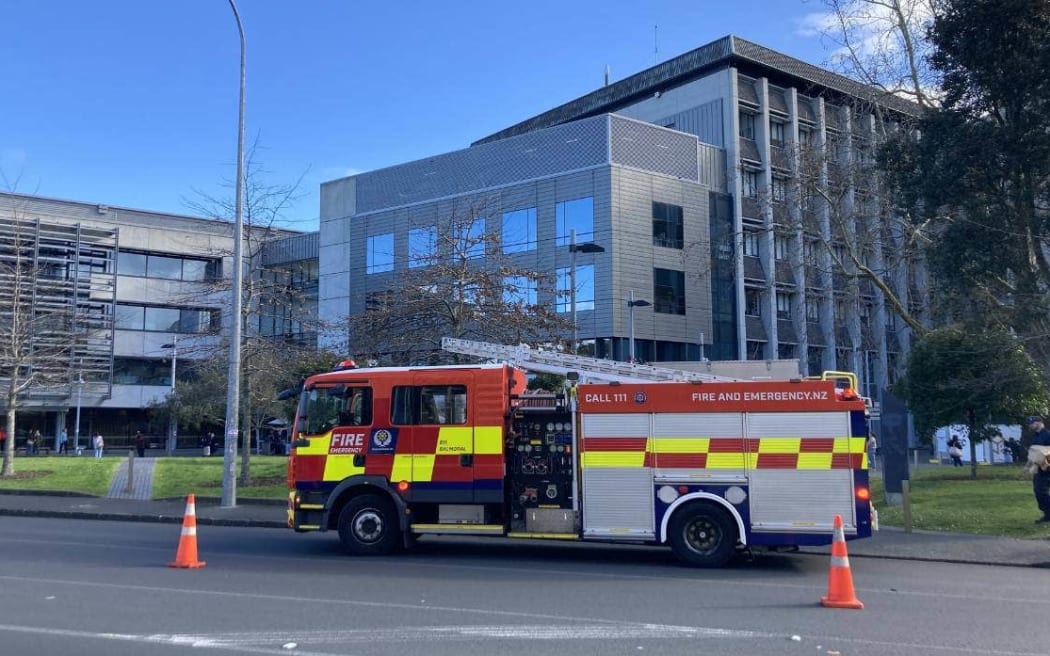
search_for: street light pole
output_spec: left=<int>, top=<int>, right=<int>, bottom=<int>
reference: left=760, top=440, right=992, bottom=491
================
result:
left=568, top=229, right=604, bottom=354
left=162, top=336, right=178, bottom=455
left=73, top=368, right=84, bottom=455
left=626, top=289, right=651, bottom=363
left=222, top=0, right=246, bottom=508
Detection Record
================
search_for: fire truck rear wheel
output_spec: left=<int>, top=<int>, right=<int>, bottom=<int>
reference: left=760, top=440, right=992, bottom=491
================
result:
left=337, top=494, right=400, bottom=556
left=668, top=503, right=737, bottom=568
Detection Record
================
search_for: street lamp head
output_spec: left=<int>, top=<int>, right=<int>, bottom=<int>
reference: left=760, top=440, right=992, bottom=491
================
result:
left=628, top=299, right=652, bottom=308
left=161, top=343, right=175, bottom=349
left=570, top=242, right=605, bottom=254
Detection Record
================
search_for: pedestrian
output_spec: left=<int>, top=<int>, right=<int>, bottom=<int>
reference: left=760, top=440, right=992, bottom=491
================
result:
left=209, top=431, right=219, bottom=456
left=134, top=430, right=146, bottom=458
left=92, top=433, right=105, bottom=460
left=866, top=432, right=879, bottom=471
left=947, top=434, right=964, bottom=467
left=28, top=429, right=41, bottom=456
left=58, top=428, right=68, bottom=455
left=1025, top=416, right=1050, bottom=524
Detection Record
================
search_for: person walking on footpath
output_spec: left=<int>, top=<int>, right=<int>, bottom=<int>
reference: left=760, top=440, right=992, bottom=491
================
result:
left=1025, top=416, right=1050, bottom=524
left=866, top=432, right=879, bottom=472
left=92, top=433, right=105, bottom=460
left=58, top=428, right=68, bottom=455
left=134, top=430, right=146, bottom=458
left=947, top=434, right=964, bottom=467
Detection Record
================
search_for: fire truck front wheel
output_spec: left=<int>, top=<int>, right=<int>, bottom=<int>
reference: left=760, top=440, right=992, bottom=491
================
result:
left=668, top=503, right=738, bottom=568
left=337, top=494, right=401, bottom=556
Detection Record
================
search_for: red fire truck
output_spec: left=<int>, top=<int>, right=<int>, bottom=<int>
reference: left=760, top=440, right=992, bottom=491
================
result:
left=286, top=338, right=874, bottom=567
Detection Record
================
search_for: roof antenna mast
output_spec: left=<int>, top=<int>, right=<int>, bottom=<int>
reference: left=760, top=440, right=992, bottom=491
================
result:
left=654, top=24, right=659, bottom=64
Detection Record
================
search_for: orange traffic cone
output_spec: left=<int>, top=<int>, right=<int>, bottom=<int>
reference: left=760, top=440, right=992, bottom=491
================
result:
left=820, top=513, right=862, bottom=609
left=168, top=494, right=206, bottom=569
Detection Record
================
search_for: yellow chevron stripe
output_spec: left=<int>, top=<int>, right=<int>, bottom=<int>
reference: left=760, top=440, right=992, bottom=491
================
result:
left=582, top=452, right=645, bottom=467
left=436, top=427, right=472, bottom=455
left=295, top=433, right=330, bottom=456
left=323, top=455, right=365, bottom=481
left=757, top=438, right=801, bottom=453
left=474, top=426, right=503, bottom=455
left=412, top=454, right=436, bottom=482
left=391, top=454, right=413, bottom=481
left=797, top=453, right=834, bottom=469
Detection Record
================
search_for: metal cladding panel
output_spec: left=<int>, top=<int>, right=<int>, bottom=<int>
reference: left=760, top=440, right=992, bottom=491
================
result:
left=748, top=469, right=855, bottom=531
left=582, top=468, right=655, bottom=536
left=652, top=413, right=741, bottom=437
left=609, top=116, right=699, bottom=181
left=582, top=413, right=650, bottom=438
left=746, top=412, right=849, bottom=438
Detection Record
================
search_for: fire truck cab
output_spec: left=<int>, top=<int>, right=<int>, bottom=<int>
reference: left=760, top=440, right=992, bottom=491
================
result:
left=287, top=342, right=874, bottom=567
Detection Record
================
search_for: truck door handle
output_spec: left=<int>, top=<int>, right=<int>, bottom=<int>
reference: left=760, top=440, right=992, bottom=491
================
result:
left=353, top=455, right=366, bottom=467
left=459, top=454, right=473, bottom=467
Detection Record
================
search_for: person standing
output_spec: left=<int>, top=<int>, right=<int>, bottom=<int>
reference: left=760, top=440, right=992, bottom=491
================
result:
left=58, top=428, right=68, bottom=455
left=866, top=432, right=879, bottom=472
left=92, top=433, right=105, bottom=460
left=134, top=430, right=146, bottom=458
left=947, top=434, right=964, bottom=467
left=1026, top=416, right=1050, bottom=524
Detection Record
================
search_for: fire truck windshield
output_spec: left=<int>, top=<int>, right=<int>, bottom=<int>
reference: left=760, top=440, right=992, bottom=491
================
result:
left=297, top=386, right=343, bottom=435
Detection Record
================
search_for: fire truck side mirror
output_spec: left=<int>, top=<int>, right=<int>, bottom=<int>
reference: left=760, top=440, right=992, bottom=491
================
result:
left=293, top=438, right=311, bottom=448
left=277, top=388, right=299, bottom=401
left=566, top=371, right=580, bottom=382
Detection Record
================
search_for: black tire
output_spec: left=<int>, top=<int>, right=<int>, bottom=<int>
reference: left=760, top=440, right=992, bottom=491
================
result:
left=668, top=503, right=738, bottom=568
left=337, top=494, right=400, bottom=556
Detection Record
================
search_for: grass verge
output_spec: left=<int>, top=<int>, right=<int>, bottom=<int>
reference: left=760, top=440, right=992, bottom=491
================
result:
left=0, top=456, right=120, bottom=496
left=872, top=464, right=1050, bottom=538
left=151, top=456, right=287, bottom=500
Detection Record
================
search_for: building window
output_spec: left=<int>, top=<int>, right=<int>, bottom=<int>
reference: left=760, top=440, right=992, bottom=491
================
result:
left=114, top=303, right=218, bottom=333
left=408, top=227, right=436, bottom=268
left=806, top=298, right=820, bottom=322
left=652, top=201, right=684, bottom=249
left=117, top=250, right=219, bottom=281
left=555, top=264, right=595, bottom=312
left=501, top=207, right=537, bottom=253
left=556, top=197, right=594, bottom=246
left=774, top=234, right=789, bottom=260
left=366, top=233, right=394, bottom=274
left=739, top=112, right=756, bottom=139
left=777, top=343, right=796, bottom=359
left=742, top=170, right=759, bottom=198
left=803, top=239, right=816, bottom=259
left=770, top=176, right=787, bottom=203
left=745, top=288, right=762, bottom=316
left=503, top=275, right=537, bottom=307
left=455, top=219, right=486, bottom=260
left=798, top=128, right=811, bottom=145
left=770, top=121, right=786, bottom=145
left=746, top=340, right=765, bottom=360
left=776, top=292, right=792, bottom=319
left=653, top=268, right=685, bottom=315
left=743, top=230, right=761, bottom=257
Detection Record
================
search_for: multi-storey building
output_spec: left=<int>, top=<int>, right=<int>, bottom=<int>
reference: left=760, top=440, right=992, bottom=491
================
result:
left=0, top=192, right=240, bottom=449
left=320, top=35, right=924, bottom=398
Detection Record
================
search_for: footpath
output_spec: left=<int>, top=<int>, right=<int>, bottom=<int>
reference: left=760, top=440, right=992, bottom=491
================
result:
left=0, top=457, right=1047, bottom=568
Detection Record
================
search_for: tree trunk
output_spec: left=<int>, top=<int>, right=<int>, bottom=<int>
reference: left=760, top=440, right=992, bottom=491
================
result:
left=968, top=407, right=978, bottom=479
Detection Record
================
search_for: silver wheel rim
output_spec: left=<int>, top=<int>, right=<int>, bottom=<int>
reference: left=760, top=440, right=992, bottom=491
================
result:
left=353, top=509, right=385, bottom=543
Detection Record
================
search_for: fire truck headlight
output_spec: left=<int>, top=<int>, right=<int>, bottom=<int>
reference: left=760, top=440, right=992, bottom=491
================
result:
left=657, top=486, right=679, bottom=504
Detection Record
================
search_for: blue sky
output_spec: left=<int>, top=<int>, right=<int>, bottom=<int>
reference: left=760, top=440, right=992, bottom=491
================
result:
left=2, top=0, right=839, bottom=230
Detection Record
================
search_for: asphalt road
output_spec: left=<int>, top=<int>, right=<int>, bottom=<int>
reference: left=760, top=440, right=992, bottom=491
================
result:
left=0, top=516, right=1044, bottom=656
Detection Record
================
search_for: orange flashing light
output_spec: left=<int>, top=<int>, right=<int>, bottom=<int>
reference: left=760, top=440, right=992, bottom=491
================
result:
left=396, top=480, right=410, bottom=493
left=841, top=387, right=859, bottom=400
left=856, top=487, right=871, bottom=501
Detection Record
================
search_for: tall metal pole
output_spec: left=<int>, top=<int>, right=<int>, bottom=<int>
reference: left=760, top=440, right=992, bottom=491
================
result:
left=222, top=0, right=246, bottom=508
left=167, top=335, right=177, bottom=455
left=73, top=370, right=83, bottom=454
left=570, top=229, right=578, bottom=354
left=628, top=289, right=636, bottom=363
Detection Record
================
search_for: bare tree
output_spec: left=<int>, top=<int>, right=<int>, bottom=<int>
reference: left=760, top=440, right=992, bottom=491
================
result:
left=346, top=197, right=574, bottom=365
left=0, top=217, right=80, bottom=476
left=810, top=0, right=940, bottom=110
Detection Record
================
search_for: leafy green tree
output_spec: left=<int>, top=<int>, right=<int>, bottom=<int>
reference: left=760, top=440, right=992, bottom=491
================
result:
left=897, top=328, right=1048, bottom=478
left=881, top=0, right=1050, bottom=359
left=527, top=372, right=565, bottom=392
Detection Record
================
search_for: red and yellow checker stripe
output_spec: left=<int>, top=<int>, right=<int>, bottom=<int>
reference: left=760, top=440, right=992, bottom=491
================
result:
left=292, top=425, right=504, bottom=484
left=580, top=436, right=868, bottom=470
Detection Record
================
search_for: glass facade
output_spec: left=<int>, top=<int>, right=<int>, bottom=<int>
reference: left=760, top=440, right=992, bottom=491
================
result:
left=555, top=197, right=594, bottom=246
left=555, top=264, right=594, bottom=312
left=366, top=233, right=394, bottom=273
left=501, top=207, right=537, bottom=253
left=117, top=250, right=218, bottom=281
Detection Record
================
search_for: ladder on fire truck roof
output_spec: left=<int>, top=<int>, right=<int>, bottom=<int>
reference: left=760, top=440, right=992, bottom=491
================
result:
left=441, top=337, right=742, bottom=384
